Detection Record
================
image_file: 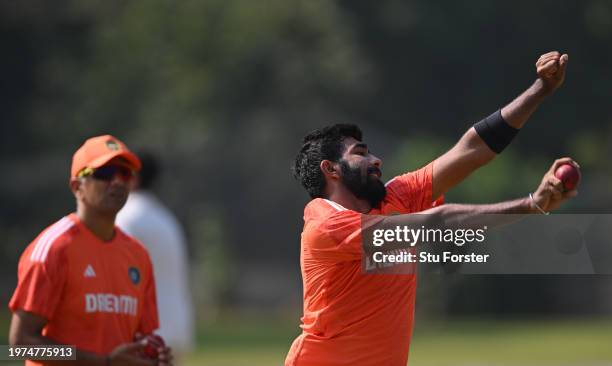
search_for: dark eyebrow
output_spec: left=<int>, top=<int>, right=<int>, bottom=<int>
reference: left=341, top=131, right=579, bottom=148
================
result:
left=352, top=143, right=368, bottom=150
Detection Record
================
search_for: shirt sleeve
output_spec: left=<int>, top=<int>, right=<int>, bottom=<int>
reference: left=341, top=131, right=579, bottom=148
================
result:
left=8, top=244, right=67, bottom=320
left=137, top=253, right=159, bottom=334
left=304, top=210, right=384, bottom=262
left=385, top=161, right=439, bottom=212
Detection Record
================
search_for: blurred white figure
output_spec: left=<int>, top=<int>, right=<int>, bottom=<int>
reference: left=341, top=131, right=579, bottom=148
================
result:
left=117, top=152, right=195, bottom=362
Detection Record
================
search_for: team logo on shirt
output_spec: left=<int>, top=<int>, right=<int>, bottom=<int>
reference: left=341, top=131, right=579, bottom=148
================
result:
left=128, top=267, right=140, bottom=285
left=83, top=264, right=96, bottom=277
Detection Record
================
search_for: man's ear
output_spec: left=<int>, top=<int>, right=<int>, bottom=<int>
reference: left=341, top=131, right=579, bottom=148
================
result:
left=320, top=160, right=340, bottom=179
left=69, top=178, right=82, bottom=196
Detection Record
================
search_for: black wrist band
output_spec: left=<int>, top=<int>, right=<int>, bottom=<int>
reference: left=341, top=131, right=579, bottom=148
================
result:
left=473, top=109, right=519, bottom=153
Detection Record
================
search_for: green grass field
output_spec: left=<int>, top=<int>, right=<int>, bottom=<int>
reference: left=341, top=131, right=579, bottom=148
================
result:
left=188, top=315, right=612, bottom=366
left=2, top=312, right=611, bottom=365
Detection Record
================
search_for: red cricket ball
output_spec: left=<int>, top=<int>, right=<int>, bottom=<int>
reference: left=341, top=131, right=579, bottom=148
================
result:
left=142, top=334, right=165, bottom=359
left=554, top=163, right=581, bottom=191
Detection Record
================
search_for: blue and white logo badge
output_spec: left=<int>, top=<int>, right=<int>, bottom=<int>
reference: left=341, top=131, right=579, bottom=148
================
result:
left=128, top=267, right=141, bottom=285
left=106, top=139, right=120, bottom=151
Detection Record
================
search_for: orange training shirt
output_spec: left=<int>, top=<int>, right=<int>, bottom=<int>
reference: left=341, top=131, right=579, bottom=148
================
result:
left=9, top=213, right=159, bottom=365
left=286, top=162, right=442, bottom=366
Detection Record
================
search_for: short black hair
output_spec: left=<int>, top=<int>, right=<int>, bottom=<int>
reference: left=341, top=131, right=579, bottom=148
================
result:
left=135, top=150, right=159, bottom=190
left=292, top=124, right=362, bottom=198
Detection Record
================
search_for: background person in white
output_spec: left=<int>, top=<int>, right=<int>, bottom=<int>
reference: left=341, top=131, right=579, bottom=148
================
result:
left=117, top=151, right=195, bottom=362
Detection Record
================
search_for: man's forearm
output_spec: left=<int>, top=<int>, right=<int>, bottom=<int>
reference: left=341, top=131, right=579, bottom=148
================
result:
left=431, top=80, right=551, bottom=198
left=501, top=78, right=551, bottom=129
left=383, top=197, right=536, bottom=231
left=428, top=197, right=536, bottom=228
left=366, top=198, right=538, bottom=252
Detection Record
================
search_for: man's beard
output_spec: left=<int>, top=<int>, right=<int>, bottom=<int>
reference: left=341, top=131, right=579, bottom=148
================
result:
left=340, top=160, right=387, bottom=208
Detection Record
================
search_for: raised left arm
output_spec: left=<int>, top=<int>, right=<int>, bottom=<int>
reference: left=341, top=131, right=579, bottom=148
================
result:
left=432, top=51, right=568, bottom=199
